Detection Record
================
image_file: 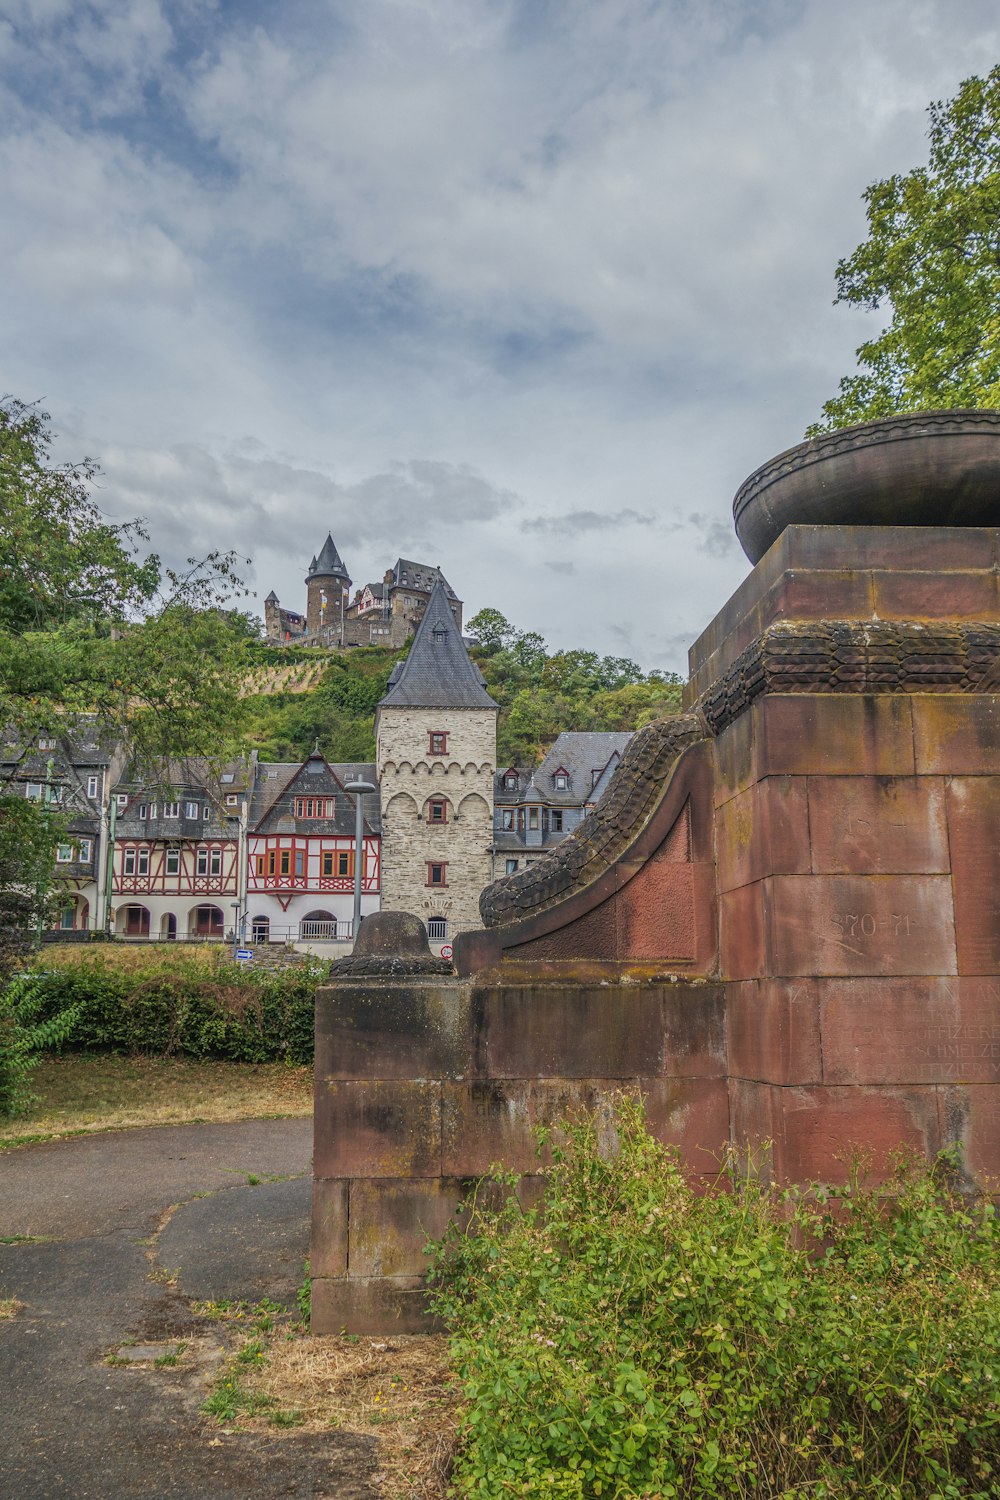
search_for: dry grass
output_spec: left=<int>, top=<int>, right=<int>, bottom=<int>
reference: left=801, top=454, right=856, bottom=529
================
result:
left=0, top=1055, right=312, bottom=1148
left=0, top=1297, right=24, bottom=1319
left=244, top=1332, right=461, bottom=1498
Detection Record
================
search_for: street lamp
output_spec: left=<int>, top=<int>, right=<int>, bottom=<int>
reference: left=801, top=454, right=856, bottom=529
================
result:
left=343, top=779, right=376, bottom=945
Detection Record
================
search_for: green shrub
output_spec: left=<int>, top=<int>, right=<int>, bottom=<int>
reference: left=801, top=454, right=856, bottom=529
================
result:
left=28, top=949, right=320, bottom=1064
left=428, top=1095, right=1000, bottom=1499
left=0, top=974, right=83, bottom=1116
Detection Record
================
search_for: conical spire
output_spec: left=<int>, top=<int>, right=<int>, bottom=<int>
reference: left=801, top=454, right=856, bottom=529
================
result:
left=306, top=534, right=349, bottom=581
left=379, top=579, right=497, bottom=710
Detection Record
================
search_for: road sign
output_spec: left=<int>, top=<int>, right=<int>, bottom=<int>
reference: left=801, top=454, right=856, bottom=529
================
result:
left=236, top=948, right=253, bottom=961
left=439, top=943, right=453, bottom=960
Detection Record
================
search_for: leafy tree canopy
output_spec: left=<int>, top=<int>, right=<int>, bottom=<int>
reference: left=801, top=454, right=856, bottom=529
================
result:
left=0, top=398, right=252, bottom=764
left=810, top=67, right=1000, bottom=433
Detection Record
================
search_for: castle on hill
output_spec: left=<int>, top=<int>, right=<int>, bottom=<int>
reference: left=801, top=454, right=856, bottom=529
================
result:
left=264, top=535, right=463, bottom=649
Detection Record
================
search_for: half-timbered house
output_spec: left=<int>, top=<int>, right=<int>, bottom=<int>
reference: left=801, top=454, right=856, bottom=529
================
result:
left=247, top=750, right=380, bottom=946
left=110, top=762, right=248, bottom=940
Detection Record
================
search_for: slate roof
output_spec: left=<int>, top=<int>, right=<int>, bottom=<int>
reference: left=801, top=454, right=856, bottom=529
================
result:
left=306, top=534, right=350, bottom=582
left=378, top=579, right=498, bottom=711
left=493, top=732, right=633, bottom=805
left=390, top=559, right=459, bottom=599
left=250, top=755, right=380, bottom=835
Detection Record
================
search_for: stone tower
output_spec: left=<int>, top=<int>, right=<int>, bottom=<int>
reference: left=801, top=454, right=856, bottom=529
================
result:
left=306, top=535, right=351, bottom=640
left=263, top=590, right=282, bottom=642
left=375, top=578, right=498, bottom=942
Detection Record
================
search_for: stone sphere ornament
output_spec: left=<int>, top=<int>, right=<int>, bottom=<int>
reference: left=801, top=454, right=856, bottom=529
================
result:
left=733, top=409, right=1000, bottom=565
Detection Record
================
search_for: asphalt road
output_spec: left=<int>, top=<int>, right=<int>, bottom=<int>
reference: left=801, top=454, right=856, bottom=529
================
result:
left=0, top=1119, right=378, bottom=1500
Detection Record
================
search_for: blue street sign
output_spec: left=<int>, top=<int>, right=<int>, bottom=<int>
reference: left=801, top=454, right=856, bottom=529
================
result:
left=236, top=949, right=253, bottom=961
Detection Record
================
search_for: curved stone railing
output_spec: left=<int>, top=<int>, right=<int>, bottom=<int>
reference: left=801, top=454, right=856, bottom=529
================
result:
left=480, top=617, right=1000, bottom=932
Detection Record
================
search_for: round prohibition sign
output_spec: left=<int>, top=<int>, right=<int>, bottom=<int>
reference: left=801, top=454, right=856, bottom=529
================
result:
left=439, top=943, right=454, bottom=960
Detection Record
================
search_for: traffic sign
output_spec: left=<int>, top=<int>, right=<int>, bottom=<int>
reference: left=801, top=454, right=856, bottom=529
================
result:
left=439, top=943, right=453, bottom=960
left=236, top=948, right=253, bottom=961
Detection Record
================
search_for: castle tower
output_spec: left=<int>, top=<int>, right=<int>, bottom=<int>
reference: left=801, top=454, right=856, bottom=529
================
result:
left=264, top=590, right=282, bottom=642
left=375, top=578, right=497, bottom=943
left=306, top=535, right=351, bottom=640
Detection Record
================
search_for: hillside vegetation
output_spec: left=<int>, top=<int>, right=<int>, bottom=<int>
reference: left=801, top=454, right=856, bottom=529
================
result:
left=241, top=613, right=683, bottom=765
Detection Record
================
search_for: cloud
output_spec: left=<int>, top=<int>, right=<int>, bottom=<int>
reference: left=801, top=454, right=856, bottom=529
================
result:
left=688, top=513, right=740, bottom=558
left=522, top=508, right=656, bottom=537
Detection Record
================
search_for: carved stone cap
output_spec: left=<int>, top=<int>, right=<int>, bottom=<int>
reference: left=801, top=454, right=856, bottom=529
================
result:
left=734, top=410, right=1000, bottom=564
left=328, top=910, right=454, bottom=977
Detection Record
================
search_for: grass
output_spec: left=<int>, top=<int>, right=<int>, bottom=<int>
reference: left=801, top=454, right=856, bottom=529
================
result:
left=0, top=1054, right=312, bottom=1149
left=196, top=1294, right=459, bottom=1497
left=0, top=1297, right=24, bottom=1319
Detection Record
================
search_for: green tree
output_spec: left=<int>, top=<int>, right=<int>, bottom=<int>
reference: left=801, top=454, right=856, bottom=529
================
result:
left=466, top=607, right=516, bottom=655
left=811, top=67, right=1000, bottom=433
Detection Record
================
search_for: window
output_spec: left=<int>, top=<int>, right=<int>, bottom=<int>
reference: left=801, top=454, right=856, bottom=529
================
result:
left=428, top=798, right=447, bottom=824
left=427, top=862, right=448, bottom=887
left=148, top=802, right=157, bottom=820
left=505, top=859, right=518, bottom=875
left=38, top=736, right=55, bottom=751
left=294, top=796, right=331, bottom=818
left=503, top=772, right=518, bottom=791
left=295, top=849, right=305, bottom=878
left=501, top=809, right=514, bottom=830
left=165, top=849, right=180, bottom=876
left=517, top=808, right=525, bottom=833
left=26, top=782, right=42, bottom=801
left=551, top=810, right=564, bottom=833
left=428, top=917, right=447, bottom=940
left=78, top=838, right=92, bottom=862
left=210, top=848, right=222, bottom=877
left=137, top=848, right=149, bottom=876
left=338, top=850, right=352, bottom=877
left=256, top=855, right=265, bottom=877
left=251, top=915, right=270, bottom=943
left=56, top=843, right=74, bottom=863
left=139, top=803, right=148, bottom=820
left=266, top=851, right=276, bottom=877
left=124, top=848, right=136, bottom=875
left=225, top=794, right=239, bottom=806
left=554, top=771, right=568, bottom=790
left=202, top=805, right=210, bottom=819
left=196, top=848, right=209, bottom=876
left=116, top=794, right=128, bottom=810
left=280, top=850, right=291, bottom=876
left=185, top=801, right=199, bottom=818
left=528, top=808, right=539, bottom=830
left=429, top=731, right=448, bottom=756
left=87, top=774, right=99, bottom=798
left=163, top=801, right=179, bottom=819
left=59, top=904, right=75, bottom=930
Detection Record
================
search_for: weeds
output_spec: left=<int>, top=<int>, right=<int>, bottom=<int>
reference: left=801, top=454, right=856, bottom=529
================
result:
left=429, top=1094, right=1000, bottom=1499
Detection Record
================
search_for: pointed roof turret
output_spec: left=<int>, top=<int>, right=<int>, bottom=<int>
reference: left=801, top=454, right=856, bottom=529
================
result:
left=264, top=589, right=279, bottom=604
left=379, top=579, right=497, bottom=710
left=306, top=534, right=350, bottom=582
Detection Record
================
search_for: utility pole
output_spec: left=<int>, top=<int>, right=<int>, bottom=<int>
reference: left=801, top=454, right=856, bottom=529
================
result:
left=343, top=779, right=376, bottom=945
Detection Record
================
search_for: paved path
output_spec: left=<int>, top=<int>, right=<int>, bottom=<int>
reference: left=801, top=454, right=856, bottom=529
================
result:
left=0, top=1120, right=378, bottom=1500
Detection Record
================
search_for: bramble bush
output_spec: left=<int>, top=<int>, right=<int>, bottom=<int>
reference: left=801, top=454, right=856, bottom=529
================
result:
left=428, top=1095, right=1000, bottom=1499
left=28, top=947, right=319, bottom=1064
left=0, top=973, right=83, bottom=1116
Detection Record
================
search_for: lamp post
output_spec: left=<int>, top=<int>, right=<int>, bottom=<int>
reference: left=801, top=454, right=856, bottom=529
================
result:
left=343, top=779, right=376, bottom=946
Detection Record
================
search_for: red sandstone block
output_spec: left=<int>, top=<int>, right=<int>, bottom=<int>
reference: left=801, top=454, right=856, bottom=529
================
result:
left=820, top=976, right=1000, bottom=1085
left=315, top=981, right=474, bottom=1082
left=713, top=707, right=757, bottom=807
left=441, top=1078, right=626, bottom=1176
left=761, top=569, right=875, bottom=627
left=725, top=979, right=822, bottom=1085
left=483, top=986, right=667, bottom=1078
left=311, top=1275, right=439, bottom=1336
left=720, top=882, right=767, bottom=980
left=641, top=1077, right=731, bottom=1177
left=776, top=1085, right=941, bottom=1185
left=757, top=696, right=916, bottom=778
left=769, top=874, right=957, bottom=977
left=727, top=1079, right=777, bottom=1180
left=314, top=1080, right=441, bottom=1179
left=806, top=775, right=949, bottom=874
left=873, top=569, right=999, bottom=620
left=716, top=778, right=810, bottom=892
left=311, top=1179, right=349, bottom=1278
left=911, top=696, right=1000, bottom=775
left=660, top=984, right=727, bottom=1078
left=348, top=1179, right=465, bottom=1278
left=783, top=526, right=997, bottom=573
left=946, top=779, right=1000, bottom=974
left=942, top=1085, right=1000, bottom=1186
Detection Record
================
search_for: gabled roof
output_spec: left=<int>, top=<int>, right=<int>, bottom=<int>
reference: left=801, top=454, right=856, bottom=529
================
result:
left=250, top=754, right=380, bottom=834
left=378, top=580, right=498, bottom=711
left=306, top=534, right=350, bottom=582
left=390, top=559, right=458, bottom=599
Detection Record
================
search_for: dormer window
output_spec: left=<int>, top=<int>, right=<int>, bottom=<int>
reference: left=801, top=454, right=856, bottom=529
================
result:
left=503, top=771, right=518, bottom=791
left=553, top=769, right=569, bottom=790
left=432, top=620, right=448, bottom=645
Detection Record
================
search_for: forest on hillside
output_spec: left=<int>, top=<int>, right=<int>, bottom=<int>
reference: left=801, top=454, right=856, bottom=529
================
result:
left=242, top=608, right=683, bottom=766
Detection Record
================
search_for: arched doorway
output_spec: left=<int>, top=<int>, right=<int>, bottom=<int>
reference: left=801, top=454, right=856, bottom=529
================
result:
left=161, top=913, right=177, bottom=941
left=299, top=909, right=337, bottom=940
left=251, top=914, right=270, bottom=944
left=191, top=905, right=224, bottom=940
left=119, top=904, right=150, bottom=938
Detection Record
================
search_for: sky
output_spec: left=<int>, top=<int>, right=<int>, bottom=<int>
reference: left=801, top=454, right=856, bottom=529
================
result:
left=3, top=0, right=999, bottom=674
